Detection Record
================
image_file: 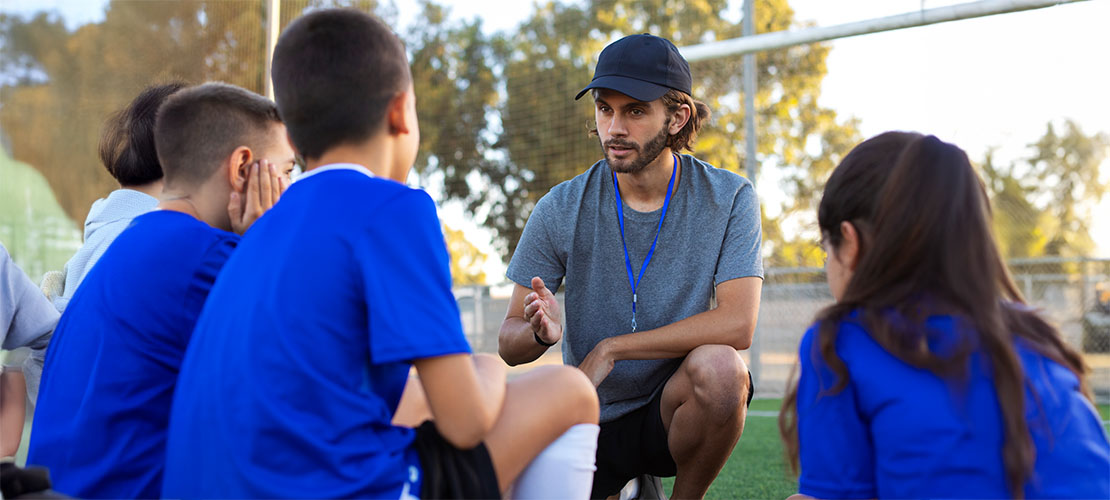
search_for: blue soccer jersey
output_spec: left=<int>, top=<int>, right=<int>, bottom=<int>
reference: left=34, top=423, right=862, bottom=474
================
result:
left=163, top=165, right=471, bottom=498
left=796, top=313, right=1110, bottom=499
left=28, top=211, right=238, bottom=498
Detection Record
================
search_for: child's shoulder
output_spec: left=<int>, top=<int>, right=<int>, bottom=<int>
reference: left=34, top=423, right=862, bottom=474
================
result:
left=799, top=311, right=881, bottom=365
left=295, top=169, right=434, bottom=210
left=801, top=310, right=870, bottom=343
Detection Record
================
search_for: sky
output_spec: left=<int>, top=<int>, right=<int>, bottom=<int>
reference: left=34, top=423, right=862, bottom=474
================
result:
left=4, top=0, right=1109, bottom=280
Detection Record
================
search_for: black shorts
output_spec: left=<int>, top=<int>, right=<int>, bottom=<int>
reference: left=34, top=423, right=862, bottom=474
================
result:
left=591, top=370, right=755, bottom=498
left=413, top=421, right=500, bottom=499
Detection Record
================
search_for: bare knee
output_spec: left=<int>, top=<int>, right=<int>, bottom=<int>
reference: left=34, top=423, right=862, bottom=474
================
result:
left=684, top=345, right=747, bottom=417
left=535, top=365, right=600, bottom=426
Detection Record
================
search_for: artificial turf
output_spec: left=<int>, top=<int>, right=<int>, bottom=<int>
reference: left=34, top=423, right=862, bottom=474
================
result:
left=660, top=398, right=798, bottom=499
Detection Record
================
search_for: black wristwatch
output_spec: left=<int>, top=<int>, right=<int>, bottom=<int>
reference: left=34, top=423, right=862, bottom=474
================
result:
left=534, top=331, right=557, bottom=347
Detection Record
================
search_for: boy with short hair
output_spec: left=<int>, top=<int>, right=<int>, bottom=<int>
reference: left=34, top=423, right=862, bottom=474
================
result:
left=27, top=82, right=292, bottom=499
left=163, top=9, right=600, bottom=499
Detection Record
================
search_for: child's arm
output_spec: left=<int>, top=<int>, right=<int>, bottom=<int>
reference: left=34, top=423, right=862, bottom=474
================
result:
left=412, top=353, right=507, bottom=449
left=0, top=367, right=26, bottom=457
left=392, top=372, right=431, bottom=428
left=795, top=327, right=876, bottom=499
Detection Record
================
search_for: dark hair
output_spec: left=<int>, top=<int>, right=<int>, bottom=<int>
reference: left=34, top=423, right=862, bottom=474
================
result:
left=778, top=132, right=1091, bottom=498
left=588, top=88, right=710, bottom=152
left=660, top=89, right=710, bottom=152
left=271, top=8, right=411, bottom=160
left=98, top=82, right=188, bottom=186
left=154, top=82, right=281, bottom=187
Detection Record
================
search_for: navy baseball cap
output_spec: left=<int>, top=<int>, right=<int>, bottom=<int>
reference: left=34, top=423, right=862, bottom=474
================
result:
left=575, top=34, right=692, bottom=102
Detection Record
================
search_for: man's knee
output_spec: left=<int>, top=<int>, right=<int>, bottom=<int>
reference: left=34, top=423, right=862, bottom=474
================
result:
left=684, top=345, right=748, bottom=413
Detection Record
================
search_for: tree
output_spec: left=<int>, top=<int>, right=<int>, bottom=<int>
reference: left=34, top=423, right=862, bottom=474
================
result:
left=406, top=0, right=503, bottom=206
left=0, top=1, right=387, bottom=227
left=443, top=223, right=489, bottom=285
left=1025, top=119, right=1108, bottom=257
left=978, top=120, right=1108, bottom=260
left=980, top=148, right=1049, bottom=259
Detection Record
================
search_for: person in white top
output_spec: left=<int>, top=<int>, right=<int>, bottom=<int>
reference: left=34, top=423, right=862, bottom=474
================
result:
left=51, top=83, right=188, bottom=312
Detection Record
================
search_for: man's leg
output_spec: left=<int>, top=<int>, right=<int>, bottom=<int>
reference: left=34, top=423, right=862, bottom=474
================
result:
left=660, top=345, right=749, bottom=499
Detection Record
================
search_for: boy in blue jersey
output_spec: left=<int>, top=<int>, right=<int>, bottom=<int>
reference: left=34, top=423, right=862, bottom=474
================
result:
left=164, top=9, right=601, bottom=499
left=27, top=82, right=293, bottom=499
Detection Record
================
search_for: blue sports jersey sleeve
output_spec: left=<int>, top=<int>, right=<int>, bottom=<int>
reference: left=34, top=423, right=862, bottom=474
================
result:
left=359, top=188, right=471, bottom=364
left=796, top=324, right=877, bottom=499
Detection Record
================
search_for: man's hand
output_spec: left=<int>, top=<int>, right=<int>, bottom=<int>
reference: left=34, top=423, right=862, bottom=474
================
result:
left=523, top=277, right=562, bottom=345
left=229, top=160, right=288, bottom=235
left=577, top=339, right=614, bottom=387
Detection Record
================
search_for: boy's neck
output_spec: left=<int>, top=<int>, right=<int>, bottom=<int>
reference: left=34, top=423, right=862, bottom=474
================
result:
left=158, top=179, right=231, bottom=232
left=305, top=137, right=399, bottom=181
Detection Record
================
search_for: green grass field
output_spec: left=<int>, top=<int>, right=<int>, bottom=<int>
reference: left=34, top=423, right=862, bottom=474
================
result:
left=659, top=398, right=796, bottom=499
left=660, top=399, right=1110, bottom=499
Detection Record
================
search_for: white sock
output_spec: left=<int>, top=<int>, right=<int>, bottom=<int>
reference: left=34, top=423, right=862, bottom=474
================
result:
left=509, top=423, right=600, bottom=500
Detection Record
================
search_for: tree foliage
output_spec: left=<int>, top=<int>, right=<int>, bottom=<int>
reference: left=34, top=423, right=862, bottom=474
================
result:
left=442, top=223, right=489, bottom=285
left=983, top=120, right=1109, bottom=258
left=0, top=0, right=384, bottom=226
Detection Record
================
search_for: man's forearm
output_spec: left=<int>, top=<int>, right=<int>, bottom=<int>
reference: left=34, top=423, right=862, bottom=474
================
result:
left=603, top=306, right=755, bottom=362
left=498, top=317, right=549, bottom=366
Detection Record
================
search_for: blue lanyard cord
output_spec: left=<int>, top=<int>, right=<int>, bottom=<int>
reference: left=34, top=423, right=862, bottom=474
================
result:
left=612, top=154, right=678, bottom=331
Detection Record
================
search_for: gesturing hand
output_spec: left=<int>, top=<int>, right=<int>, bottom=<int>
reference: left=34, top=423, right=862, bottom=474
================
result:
left=229, top=160, right=288, bottom=235
left=523, top=276, right=562, bottom=346
left=578, top=340, right=614, bottom=387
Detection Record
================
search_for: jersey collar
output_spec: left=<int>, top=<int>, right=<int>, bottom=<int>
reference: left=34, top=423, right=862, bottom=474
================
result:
left=294, top=163, right=376, bottom=183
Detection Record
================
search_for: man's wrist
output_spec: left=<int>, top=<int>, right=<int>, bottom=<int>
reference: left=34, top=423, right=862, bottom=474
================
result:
left=596, top=336, right=621, bottom=361
left=533, top=330, right=557, bottom=347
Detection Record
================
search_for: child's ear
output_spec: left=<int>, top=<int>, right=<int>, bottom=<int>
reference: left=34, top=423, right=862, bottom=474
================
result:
left=386, top=90, right=413, bottom=136
left=839, top=221, right=862, bottom=271
left=228, top=146, right=253, bottom=192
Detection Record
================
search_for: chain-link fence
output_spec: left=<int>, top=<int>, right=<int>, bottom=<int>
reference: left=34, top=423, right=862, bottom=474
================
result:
left=456, top=257, right=1110, bottom=402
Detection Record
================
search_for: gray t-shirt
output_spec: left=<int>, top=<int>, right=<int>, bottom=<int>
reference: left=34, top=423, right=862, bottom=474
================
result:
left=507, top=154, right=763, bottom=422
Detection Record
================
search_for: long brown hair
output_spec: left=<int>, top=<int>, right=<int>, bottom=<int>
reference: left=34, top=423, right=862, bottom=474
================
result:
left=777, top=132, right=1091, bottom=498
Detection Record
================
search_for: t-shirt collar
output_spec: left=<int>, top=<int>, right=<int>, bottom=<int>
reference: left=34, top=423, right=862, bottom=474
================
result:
left=294, top=163, right=376, bottom=183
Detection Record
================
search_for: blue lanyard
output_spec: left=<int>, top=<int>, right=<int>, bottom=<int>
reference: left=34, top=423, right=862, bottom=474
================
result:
left=612, top=154, right=677, bottom=332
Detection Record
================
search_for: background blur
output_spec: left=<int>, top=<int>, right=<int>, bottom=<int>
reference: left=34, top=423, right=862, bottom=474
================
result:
left=2, top=0, right=1108, bottom=400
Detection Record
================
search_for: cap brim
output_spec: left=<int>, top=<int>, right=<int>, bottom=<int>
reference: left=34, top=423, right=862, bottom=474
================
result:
left=574, top=75, right=671, bottom=102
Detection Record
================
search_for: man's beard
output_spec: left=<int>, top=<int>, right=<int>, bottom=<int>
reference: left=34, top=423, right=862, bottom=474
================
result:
left=601, top=120, right=670, bottom=174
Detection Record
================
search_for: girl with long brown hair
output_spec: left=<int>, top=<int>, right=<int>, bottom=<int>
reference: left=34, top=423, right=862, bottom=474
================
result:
left=779, top=132, right=1109, bottom=498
